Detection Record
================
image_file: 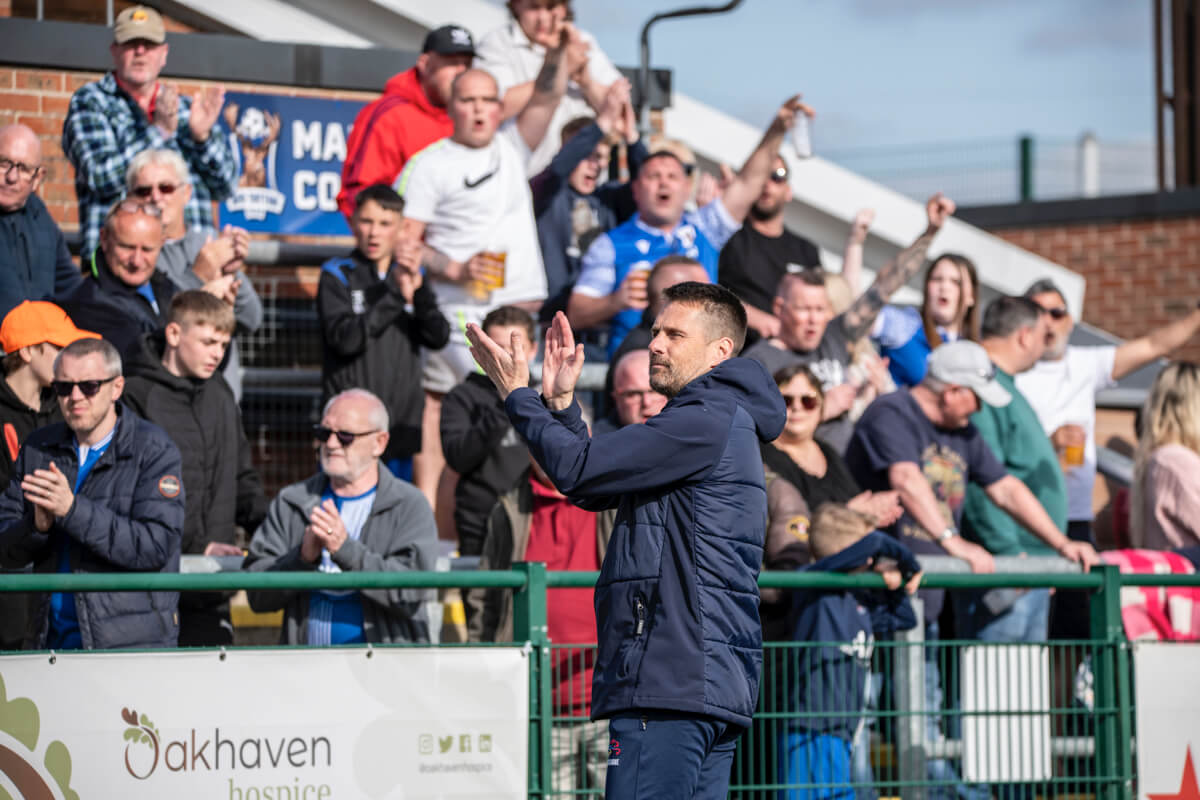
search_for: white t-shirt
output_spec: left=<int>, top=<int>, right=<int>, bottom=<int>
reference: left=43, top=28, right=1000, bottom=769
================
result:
left=1014, top=345, right=1117, bottom=521
left=396, top=128, right=547, bottom=340
left=474, top=21, right=621, bottom=176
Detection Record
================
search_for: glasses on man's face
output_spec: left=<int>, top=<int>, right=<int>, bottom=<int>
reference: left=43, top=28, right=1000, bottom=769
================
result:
left=131, top=182, right=180, bottom=199
left=1040, top=306, right=1069, bottom=320
left=51, top=376, right=118, bottom=398
left=782, top=393, right=820, bottom=411
left=313, top=425, right=378, bottom=447
left=0, top=157, right=40, bottom=181
left=769, top=166, right=789, bottom=184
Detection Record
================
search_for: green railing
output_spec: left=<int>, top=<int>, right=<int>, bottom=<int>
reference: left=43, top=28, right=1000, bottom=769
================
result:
left=1, top=564, right=1184, bottom=799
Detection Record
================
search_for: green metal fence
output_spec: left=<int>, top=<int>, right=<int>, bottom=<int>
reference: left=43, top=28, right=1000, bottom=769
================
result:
left=1, top=565, right=1183, bottom=799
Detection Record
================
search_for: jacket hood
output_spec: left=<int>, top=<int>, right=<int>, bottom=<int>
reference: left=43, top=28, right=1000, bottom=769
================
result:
left=0, top=374, right=56, bottom=416
left=383, top=68, right=441, bottom=118
left=679, top=357, right=786, bottom=443
left=125, top=332, right=198, bottom=394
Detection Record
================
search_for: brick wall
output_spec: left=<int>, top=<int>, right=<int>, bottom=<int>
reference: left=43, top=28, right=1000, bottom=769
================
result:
left=991, top=217, right=1200, bottom=363
left=0, top=64, right=377, bottom=234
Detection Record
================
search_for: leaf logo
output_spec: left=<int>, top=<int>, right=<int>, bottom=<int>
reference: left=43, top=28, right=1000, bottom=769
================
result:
left=121, top=707, right=161, bottom=780
left=0, top=674, right=80, bottom=799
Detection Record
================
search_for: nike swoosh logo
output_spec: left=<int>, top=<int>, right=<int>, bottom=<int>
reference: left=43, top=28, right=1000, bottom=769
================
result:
left=463, top=170, right=497, bottom=189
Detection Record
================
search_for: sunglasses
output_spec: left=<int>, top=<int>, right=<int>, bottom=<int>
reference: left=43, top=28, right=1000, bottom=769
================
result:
left=1042, top=306, right=1069, bottom=320
left=313, top=425, right=378, bottom=446
left=51, top=376, right=118, bottom=398
left=769, top=166, right=789, bottom=183
left=131, top=182, right=180, bottom=198
left=782, top=393, right=820, bottom=411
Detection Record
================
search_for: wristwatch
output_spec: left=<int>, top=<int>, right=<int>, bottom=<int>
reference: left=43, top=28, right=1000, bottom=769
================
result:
left=937, top=526, right=957, bottom=543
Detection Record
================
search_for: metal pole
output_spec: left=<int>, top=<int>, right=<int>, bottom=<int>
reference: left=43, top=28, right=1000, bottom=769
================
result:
left=1019, top=134, right=1035, bottom=202
left=637, top=0, right=745, bottom=139
left=511, top=563, right=551, bottom=799
left=1156, top=0, right=1167, bottom=190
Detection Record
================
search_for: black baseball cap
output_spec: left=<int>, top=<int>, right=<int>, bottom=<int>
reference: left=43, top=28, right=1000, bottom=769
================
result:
left=422, top=25, right=476, bottom=57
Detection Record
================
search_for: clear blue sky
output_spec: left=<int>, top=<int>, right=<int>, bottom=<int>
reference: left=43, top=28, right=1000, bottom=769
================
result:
left=570, top=0, right=1153, bottom=152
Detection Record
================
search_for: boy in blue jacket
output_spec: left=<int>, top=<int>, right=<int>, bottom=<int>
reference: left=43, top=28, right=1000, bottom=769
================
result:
left=782, top=504, right=922, bottom=800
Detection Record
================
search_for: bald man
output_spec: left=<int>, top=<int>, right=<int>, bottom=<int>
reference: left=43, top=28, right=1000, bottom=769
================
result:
left=57, top=202, right=176, bottom=356
left=0, top=124, right=83, bottom=316
left=595, top=348, right=668, bottom=434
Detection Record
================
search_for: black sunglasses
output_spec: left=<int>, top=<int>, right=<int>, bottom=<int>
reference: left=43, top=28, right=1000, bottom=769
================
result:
left=132, top=182, right=180, bottom=198
left=51, top=376, right=118, bottom=398
left=1042, top=306, right=1069, bottom=320
left=313, top=425, right=378, bottom=446
left=782, top=393, right=820, bottom=411
left=769, top=166, right=789, bottom=183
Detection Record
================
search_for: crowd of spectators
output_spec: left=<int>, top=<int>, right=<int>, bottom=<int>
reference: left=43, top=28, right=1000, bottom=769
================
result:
left=2, top=2, right=1200, bottom=795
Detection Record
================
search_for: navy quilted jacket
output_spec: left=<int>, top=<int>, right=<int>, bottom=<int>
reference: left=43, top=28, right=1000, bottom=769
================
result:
left=0, top=405, right=185, bottom=649
left=505, top=357, right=786, bottom=727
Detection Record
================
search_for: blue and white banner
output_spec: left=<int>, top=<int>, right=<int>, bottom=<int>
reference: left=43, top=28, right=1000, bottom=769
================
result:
left=219, top=92, right=366, bottom=236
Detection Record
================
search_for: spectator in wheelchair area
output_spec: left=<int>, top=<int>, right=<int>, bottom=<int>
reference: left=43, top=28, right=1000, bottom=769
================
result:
left=0, top=336, right=185, bottom=650
left=121, top=290, right=267, bottom=647
left=441, top=305, right=538, bottom=558
left=318, top=184, right=451, bottom=482
left=126, top=147, right=263, bottom=400
left=243, top=389, right=439, bottom=645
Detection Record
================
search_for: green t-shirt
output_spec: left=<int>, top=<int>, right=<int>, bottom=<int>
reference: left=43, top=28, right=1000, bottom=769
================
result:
left=963, top=367, right=1067, bottom=555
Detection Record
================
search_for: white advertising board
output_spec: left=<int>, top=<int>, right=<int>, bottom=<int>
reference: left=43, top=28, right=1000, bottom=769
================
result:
left=0, top=647, right=528, bottom=799
left=1135, top=642, right=1200, bottom=800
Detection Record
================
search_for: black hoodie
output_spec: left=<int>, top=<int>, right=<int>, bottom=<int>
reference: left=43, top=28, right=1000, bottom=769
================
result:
left=0, top=376, right=59, bottom=488
left=121, top=332, right=266, bottom=556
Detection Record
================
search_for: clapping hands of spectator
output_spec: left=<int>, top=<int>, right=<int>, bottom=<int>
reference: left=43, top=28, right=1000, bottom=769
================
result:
left=847, top=490, right=903, bottom=529
left=189, top=85, right=226, bottom=143
left=21, top=462, right=74, bottom=532
left=153, top=83, right=180, bottom=137
left=391, top=238, right=424, bottom=303
left=925, top=192, right=955, bottom=231
left=193, top=227, right=248, bottom=282
left=310, top=499, right=348, bottom=554
left=202, top=274, right=241, bottom=306
left=821, top=383, right=857, bottom=421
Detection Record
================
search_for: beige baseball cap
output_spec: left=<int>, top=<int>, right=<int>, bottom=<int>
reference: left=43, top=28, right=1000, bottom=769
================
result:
left=113, top=5, right=166, bottom=45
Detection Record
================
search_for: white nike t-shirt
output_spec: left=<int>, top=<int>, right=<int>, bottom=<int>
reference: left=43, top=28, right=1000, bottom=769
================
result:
left=397, top=127, right=547, bottom=332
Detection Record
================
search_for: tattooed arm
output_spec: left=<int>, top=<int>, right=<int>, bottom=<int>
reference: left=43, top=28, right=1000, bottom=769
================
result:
left=840, top=193, right=956, bottom=345
left=515, top=25, right=576, bottom=153
left=720, top=95, right=812, bottom=224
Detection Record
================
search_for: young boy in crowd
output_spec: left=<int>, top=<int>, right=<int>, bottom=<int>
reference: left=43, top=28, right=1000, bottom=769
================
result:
left=781, top=504, right=922, bottom=799
left=318, top=184, right=450, bottom=481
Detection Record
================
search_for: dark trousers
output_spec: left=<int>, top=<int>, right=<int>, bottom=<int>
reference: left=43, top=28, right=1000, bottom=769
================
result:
left=605, top=711, right=743, bottom=800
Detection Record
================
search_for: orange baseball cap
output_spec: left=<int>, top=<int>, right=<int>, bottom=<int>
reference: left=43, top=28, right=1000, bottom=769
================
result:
left=0, top=302, right=100, bottom=355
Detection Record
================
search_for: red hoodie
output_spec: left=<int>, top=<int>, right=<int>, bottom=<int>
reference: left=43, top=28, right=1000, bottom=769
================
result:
left=337, top=68, right=453, bottom=218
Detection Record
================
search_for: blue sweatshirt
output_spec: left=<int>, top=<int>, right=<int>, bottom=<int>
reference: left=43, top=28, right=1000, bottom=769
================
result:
left=784, top=532, right=920, bottom=740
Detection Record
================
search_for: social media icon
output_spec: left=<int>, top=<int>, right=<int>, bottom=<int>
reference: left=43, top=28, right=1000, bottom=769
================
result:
left=460, top=734, right=472, bottom=753
left=439, top=735, right=453, bottom=753
left=419, top=734, right=434, bottom=755
left=479, top=734, right=493, bottom=753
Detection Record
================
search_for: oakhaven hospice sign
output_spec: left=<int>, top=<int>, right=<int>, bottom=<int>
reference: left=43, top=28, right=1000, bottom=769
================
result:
left=219, top=91, right=366, bottom=236
left=0, top=647, right=528, bottom=798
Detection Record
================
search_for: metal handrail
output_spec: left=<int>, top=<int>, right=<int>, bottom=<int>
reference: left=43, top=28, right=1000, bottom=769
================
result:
left=2, top=565, right=1193, bottom=593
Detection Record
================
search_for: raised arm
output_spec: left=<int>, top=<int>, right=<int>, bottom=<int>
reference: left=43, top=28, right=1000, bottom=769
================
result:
left=841, top=194, right=954, bottom=344
left=1112, top=304, right=1200, bottom=380
left=514, top=26, right=577, bottom=154
left=840, top=209, right=875, bottom=295
left=719, top=96, right=811, bottom=223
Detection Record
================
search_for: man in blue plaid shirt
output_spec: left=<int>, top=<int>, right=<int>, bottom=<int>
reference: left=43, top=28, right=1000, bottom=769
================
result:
left=61, top=5, right=236, bottom=258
